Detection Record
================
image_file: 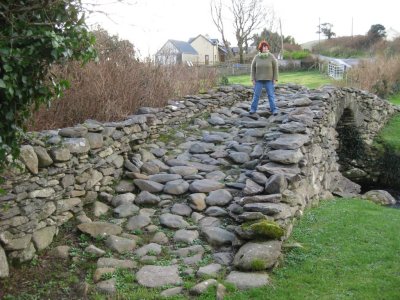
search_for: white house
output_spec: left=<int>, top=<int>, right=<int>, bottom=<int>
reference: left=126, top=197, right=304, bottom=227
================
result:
left=155, top=40, right=198, bottom=65
left=156, top=34, right=227, bottom=65
left=189, top=34, right=227, bottom=65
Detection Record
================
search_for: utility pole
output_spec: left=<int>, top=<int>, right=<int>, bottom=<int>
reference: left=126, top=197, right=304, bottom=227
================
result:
left=351, top=17, right=354, bottom=38
left=318, top=17, right=321, bottom=46
left=317, top=17, right=321, bottom=72
left=279, top=18, right=284, bottom=60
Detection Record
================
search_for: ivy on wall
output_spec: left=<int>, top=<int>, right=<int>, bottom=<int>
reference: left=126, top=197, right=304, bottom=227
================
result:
left=0, top=0, right=96, bottom=171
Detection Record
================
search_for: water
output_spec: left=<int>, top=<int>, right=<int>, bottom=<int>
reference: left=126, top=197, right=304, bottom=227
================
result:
left=386, top=188, right=400, bottom=209
left=361, top=185, right=400, bottom=209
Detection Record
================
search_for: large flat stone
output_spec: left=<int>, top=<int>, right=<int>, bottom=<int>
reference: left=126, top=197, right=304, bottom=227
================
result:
left=226, top=271, right=269, bottom=290
left=233, top=241, right=282, bottom=271
left=78, top=222, right=123, bottom=238
left=257, top=162, right=301, bottom=178
left=136, top=265, right=182, bottom=288
left=189, top=179, right=225, bottom=193
left=268, top=134, right=310, bottom=150
left=268, top=149, right=303, bottom=164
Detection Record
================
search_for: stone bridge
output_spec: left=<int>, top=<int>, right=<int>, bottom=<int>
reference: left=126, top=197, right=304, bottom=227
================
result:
left=0, top=84, right=396, bottom=296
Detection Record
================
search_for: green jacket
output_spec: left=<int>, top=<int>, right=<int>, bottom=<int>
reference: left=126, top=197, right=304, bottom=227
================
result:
left=251, top=52, right=279, bottom=81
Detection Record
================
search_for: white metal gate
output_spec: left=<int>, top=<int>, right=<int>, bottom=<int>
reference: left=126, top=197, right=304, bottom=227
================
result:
left=328, top=61, right=345, bottom=80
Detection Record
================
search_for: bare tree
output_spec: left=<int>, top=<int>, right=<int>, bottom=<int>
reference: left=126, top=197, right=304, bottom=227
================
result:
left=230, top=0, right=271, bottom=63
left=210, top=0, right=233, bottom=57
left=279, top=18, right=284, bottom=59
left=210, top=0, right=276, bottom=63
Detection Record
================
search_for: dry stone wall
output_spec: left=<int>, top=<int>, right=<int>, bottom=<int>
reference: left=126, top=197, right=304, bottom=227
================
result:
left=0, top=84, right=396, bottom=294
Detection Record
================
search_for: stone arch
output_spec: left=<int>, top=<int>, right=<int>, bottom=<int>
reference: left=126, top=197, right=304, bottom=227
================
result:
left=335, top=107, right=367, bottom=182
left=330, top=91, right=393, bottom=185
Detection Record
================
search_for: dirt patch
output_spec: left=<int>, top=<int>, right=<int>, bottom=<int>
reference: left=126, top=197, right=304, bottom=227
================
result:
left=0, top=225, right=93, bottom=300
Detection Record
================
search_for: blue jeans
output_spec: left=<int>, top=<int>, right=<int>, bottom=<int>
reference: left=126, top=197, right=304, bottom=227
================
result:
left=250, top=80, right=277, bottom=113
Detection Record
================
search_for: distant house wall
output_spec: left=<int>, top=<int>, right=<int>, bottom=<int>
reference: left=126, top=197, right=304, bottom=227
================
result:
left=155, top=41, right=179, bottom=65
left=218, top=49, right=226, bottom=63
left=190, top=35, right=219, bottom=65
left=156, top=35, right=228, bottom=65
left=231, top=46, right=257, bottom=57
left=156, top=41, right=198, bottom=65
left=181, top=53, right=198, bottom=65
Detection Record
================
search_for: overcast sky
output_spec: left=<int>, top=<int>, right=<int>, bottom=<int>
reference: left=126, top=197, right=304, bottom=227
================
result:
left=85, top=0, right=400, bottom=58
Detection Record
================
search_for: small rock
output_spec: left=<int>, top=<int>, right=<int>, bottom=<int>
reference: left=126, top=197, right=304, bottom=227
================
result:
left=190, top=279, right=218, bottom=295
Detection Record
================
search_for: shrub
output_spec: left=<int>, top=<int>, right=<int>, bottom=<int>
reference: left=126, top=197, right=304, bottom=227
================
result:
left=220, top=76, right=229, bottom=85
left=386, top=37, right=400, bottom=57
left=28, top=29, right=218, bottom=131
left=312, top=34, right=400, bottom=58
left=283, top=43, right=302, bottom=52
left=0, top=1, right=95, bottom=167
left=283, top=50, right=310, bottom=60
left=312, top=35, right=385, bottom=58
left=344, top=55, right=400, bottom=97
left=291, top=50, right=311, bottom=60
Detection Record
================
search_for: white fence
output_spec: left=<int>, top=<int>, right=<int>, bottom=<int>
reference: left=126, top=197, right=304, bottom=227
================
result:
left=328, top=59, right=352, bottom=80
left=328, top=62, right=345, bottom=80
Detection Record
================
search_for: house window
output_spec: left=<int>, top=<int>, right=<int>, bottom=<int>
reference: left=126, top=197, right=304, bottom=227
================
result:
left=205, top=55, right=209, bottom=65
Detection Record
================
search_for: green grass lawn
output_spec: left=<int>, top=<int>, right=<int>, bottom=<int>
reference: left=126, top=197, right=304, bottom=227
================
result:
left=227, top=70, right=334, bottom=89
left=374, top=93, right=400, bottom=153
left=375, top=113, right=400, bottom=152
left=224, top=198, right=400, bottom=300
left=389, top=93, right=400, bottom=105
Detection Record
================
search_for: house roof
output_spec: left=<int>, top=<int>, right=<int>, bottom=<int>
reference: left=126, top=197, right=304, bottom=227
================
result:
left=209, top=38, right=219, bottom=45
left=169, top=40, right=198, bottom=55
left=189, top=34, right=221, bottom=46
left=231, top=47, right=239, bottom=54
left=218, top=45, right=228, bottom=54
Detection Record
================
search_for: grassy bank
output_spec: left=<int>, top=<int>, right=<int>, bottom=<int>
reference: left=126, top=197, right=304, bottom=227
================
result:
left=375, top=112, right=400, bottom=152
left=227, top=70, right=334, bottom=89
left=375, top=93, right=400, bottom=153
left=371, top=94, right=400, bottom=186
left=389, top=93, right=400, bottom=105
left=226, top=198, right=400, bottom=300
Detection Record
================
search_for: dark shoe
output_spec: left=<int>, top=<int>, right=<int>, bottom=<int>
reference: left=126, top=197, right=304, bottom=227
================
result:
left=249, top=111, right=256, bottom=115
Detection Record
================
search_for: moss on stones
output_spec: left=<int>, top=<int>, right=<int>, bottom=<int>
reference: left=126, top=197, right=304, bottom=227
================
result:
left=241, top=219, right=285, bottom=240
left=250, top=258, right=267, bottom=271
